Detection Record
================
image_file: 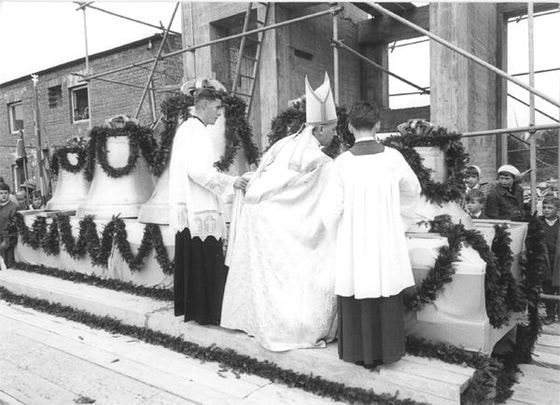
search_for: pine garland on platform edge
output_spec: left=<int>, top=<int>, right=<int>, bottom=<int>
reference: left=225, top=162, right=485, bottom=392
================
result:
left=151, top=93, right=259, bottom=177
left=6, top=212, right=173, bottom=275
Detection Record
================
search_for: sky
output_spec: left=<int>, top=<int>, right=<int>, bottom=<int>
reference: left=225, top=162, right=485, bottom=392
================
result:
left=0, top=1, right=181, bottom=83
left=1, top=1, right=559, bottom=129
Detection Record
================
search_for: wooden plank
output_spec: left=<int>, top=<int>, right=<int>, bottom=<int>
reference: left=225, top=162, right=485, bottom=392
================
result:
left=517, top=364, right=560, bottom=384
left=243, top=383, right=344, bottom=404
left=358, top=5, right=429, bottom=44
left=509, top=383, right=559, bottom=405
left=532, top=350, right=560, bottom=368
left=537, top=333, right=560, bottom=349
left=0, top=307, right=266, bottom=400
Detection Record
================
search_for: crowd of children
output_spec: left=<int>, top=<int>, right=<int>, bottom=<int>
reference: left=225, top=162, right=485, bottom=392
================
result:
left=462, top=165, right=559, bottom=324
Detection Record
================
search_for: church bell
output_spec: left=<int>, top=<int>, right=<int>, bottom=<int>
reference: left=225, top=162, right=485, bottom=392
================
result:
left=46, top=152, right=91, bottom=211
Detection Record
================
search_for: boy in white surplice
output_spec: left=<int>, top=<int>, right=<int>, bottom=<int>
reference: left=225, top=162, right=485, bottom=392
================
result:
left=221, top=73, right=338, bottom=351
left=321, top=102, right=421, bottom=367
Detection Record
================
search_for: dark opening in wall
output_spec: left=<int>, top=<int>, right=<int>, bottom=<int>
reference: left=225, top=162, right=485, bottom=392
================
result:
left=48, top=85, right=62, bottom=108
left=294, top=48, right=314, bottom=61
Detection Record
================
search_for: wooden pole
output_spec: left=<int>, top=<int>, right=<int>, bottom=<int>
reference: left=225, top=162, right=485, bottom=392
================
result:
left=462, top=123, right=560, bottom=137
left=332, top=8, right=339, bottom=104
left=528, top=3, right=537, bottom=212
left=31, top=75, right=45, bottom=200
left=232, top=3, right=253, bottom=95
left=134, top=2, right=179, bottom=119
left=81, top=6, right=93, bottom=130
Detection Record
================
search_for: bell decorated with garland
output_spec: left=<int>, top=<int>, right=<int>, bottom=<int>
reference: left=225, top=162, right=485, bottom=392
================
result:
left=46, top=137, right=91, bottom=211
left=139, top=81, right=259, bottom=225
left=77, top=116, right=156, bottom=219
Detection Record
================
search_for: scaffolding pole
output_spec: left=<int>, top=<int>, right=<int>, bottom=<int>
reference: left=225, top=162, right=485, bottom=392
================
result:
left=331, top=39, right=429, bottom=94
left=134, top=2, right=179, bottom=119
left=508, top=93, right=560, bottom=122
left=73, top=2, right=181, bottom=35
left=365, top=1, right=560, bottom=110
left=83, top=6, right=343, bottom=81
left=332, top=7, right=339, bottom=104
left=528, top=3, right=538, bottom=211
left=462, top=123, right=560, bottom=137
left=79, top=3, right=93, bottom=130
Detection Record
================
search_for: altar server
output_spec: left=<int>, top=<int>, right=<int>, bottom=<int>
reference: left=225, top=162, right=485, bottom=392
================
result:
left=221, top=73, right=338, bottom=351
left=321, top=102, right=421, bottom=367
left=169, top=87, right=247, bottom=325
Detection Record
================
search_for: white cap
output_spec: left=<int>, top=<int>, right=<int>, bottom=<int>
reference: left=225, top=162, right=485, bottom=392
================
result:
left=466, top=165, right=481, bottom=177
left=304, top=72, right=337, bottom=125
left=497, top=164, right=520, bottom=177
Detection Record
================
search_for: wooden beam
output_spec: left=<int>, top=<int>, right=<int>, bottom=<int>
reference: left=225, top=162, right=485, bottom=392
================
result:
left=358, top=5, right=429, bottom=44
left=500, top=2, right=558, bottom=18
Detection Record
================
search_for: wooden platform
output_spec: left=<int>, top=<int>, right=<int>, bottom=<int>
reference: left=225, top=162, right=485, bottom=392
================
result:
left=506, top=323, right=560, bottom=404
left=0, top=268, right=475, bottom=405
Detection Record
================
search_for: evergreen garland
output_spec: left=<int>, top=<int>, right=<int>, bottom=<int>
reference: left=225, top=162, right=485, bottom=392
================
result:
left=11, top=262, right=173, bottom=301
left=150, top=93, right=259, bottom=176
left=84, top=122, right=157, bottom=181
left=7, top=213, right=174, bottom=275
left=50, top=146, right=88, bottom=176
left=0, top=287, right=421, bottom=405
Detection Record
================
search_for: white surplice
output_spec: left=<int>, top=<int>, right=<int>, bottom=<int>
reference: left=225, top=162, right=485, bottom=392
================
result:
left=221, top=127, right=338, bottom=351
left=321, top=146, right=421, bottom=299
left=168, top=116, right=236, bottom=239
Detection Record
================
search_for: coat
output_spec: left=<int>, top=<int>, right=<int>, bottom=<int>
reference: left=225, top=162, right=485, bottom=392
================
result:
left=485, top=183, right=525, bottom=220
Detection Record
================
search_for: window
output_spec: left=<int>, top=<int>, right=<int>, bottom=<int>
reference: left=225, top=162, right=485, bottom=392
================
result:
left=8, top=101, right=24, bottom=133
left=70, top=85, right=89, bottom=123
left=48, top=85, right=62, bottom=108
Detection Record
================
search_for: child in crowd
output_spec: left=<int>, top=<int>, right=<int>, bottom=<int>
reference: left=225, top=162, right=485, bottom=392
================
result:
left=0, top=183, right=18, bottom=268
left=464, top=165, right=483, bottom=193
left=465, top=190, right=487, bottom=219
left=15, top=191, right=28, bottom=211
left=30, top=190, right=45, bottom=210
left=540, top=196, right=559, bottom=325
left=485, top=165, right=525, bottom=220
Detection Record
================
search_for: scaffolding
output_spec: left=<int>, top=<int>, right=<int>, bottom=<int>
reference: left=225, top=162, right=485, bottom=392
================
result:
left=68, top=1, right=559, bottom=208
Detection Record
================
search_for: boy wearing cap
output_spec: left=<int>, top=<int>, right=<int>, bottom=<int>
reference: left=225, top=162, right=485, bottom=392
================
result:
left=485, top=165, right=525, bottom=220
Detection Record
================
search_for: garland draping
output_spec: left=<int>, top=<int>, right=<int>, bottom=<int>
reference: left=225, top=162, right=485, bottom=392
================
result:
left=50, top=146, right=88, bottom=176
left=0, top=287, right=420, bottom=405
left=84, top=122, right=157, bottom=181
left=151, top=93, right=259, bottom=177
left=12, top=262, right=173, bottom=301
left=7, top=213, right=173, bottom=275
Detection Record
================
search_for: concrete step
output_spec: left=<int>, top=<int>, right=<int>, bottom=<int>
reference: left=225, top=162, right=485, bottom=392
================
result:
left=0, top=268, right=475, bottom=405
left=506, top=364, right=560, bottom=405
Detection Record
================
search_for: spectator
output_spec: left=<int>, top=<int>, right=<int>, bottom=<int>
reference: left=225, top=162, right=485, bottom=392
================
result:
left=539, top=196, right=559, bottom=324
left=485, top=165, right=525, bottom=220
left=74, top=108, right=82, bottom=121
left=82, top=107, right=89, bottom=119
left=465, top=190, right=487, bottom=219
left=30, top=190, right=45, bottom=210
left=15, top=191, right=28, bottom=211
left=464, top=165, right=484, bottom=194
left=0, top=183, right=18, bottom=268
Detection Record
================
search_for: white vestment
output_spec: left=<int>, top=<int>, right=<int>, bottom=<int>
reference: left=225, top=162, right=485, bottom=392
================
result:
left=168, top=116, right=235, bottom=239
left=221, top=127, right=337, bottom=351
left=321, top=147, right=421, bottom=299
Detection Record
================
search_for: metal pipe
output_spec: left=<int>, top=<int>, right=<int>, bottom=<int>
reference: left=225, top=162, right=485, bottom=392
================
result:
left=73, top=2, right=181, bottom=35
left=528, top=3, right=537, bottom=212
left=365, top=1, right=560, bottom=109
left=31, top=75, right=45, bottom=199
left=81, top=6, right=92, bottom=130
left=540, top=293, right=560, bottom=301
left=512, top=66, right=560, bottom=77
left=232, top=3, right=253, bottom=96
left=390, top=38, right=430, bottom=50
left=332, top=39, right=429, bottom=94
left=332, top=9, right=340, bottom=104
left=462, top=123, right=560, bottom=137
left=510, top=8, right=560, bottom=22
left=508, top=93, right=560, bottom=122
left=72, top=73, right=178, bottom=93
left=134, top=2, right=179, bottom=119
left=84, top=6, right=343, bottom=81
left=390, top=90, right=429, bottom=97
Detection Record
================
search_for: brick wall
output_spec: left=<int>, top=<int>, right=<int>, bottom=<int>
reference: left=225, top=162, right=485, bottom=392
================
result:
left=0, top=34, right=183, bottom=187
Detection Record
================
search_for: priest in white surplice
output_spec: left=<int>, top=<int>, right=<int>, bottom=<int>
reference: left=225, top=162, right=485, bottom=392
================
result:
left=221, top=73, right=338, bottom=351
left=321, top=102, right=421, bottom=367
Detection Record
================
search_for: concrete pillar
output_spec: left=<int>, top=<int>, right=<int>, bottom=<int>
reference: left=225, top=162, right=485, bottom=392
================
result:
left=430, top=2, right=499, bottom=181
left=361, top=44, right=389, bottom=110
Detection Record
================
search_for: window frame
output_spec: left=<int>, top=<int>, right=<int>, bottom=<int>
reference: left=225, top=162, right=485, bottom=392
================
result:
left=8, top=101, right=24, bottom=134
left=70, top=84, right=90, bottom=124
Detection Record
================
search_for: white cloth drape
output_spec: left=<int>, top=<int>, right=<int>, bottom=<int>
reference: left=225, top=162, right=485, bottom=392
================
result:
left=320, top=147, right=422, bottom=299
left=168, top=117, right=236, bottom=240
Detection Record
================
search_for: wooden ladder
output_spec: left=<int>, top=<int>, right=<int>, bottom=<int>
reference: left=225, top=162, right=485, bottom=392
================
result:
left=231, top=2, right=270, bottom=117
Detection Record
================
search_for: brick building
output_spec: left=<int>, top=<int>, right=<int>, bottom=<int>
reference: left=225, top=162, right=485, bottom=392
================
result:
left=0, top=33, right=183, bottom=190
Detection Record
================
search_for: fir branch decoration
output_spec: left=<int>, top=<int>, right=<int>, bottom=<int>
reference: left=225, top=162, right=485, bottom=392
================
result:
left=0, top=288, right=423, bottom=405
left=50, top=146, right=88, bottom=176
left=11, top=262, right=173, bottom=301
left=84, top=122, right=156, bottom=181
left=9, top=213, right=174, bottom=275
